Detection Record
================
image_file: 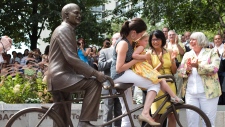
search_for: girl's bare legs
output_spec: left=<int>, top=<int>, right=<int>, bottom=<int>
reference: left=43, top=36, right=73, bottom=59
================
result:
left=159, top=79, right=183, bottom=102
left=141, top=90, right=157, bottom=121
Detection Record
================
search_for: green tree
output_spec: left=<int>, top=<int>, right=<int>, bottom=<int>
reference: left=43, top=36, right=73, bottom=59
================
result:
left=113, top=0, right=225, bottom=34
left=0, top=0, right=111, bottom=50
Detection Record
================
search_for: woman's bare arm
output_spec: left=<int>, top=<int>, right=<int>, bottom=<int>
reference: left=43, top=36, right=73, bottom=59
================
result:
left=116, top=41, right=141, bottom=73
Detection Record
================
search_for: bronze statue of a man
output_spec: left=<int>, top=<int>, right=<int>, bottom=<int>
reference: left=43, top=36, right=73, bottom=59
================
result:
left=47, top=3, right=107, bottom=127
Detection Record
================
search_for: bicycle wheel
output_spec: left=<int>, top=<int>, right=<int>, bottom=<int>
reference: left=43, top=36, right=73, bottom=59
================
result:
left=5, top=107, right=65, bottom=127
left=159, top=104, right=211, bottom=127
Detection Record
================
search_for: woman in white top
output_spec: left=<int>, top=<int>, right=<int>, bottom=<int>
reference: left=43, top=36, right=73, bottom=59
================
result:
left=178, top=32, right=221, bottom=127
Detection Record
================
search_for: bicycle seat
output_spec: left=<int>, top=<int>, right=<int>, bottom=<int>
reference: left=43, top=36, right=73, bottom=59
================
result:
left=114, top=83, right=133, bottom=90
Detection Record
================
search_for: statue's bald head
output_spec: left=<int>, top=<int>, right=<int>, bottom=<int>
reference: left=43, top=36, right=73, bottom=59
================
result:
left=61, top=3, right=79, bottom=20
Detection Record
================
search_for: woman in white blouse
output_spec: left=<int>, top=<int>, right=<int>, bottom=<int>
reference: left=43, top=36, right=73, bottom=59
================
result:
left=178, top=32, right=221, bottom=127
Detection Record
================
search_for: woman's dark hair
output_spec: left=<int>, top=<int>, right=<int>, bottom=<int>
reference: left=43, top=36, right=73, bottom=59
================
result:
left=120, top=18, right=147, bottom=38
left=44, top=45, right=50, bottom=55
left=23, top=49, right=29, bottom=56
left=78, top=37, right=88, bottom=48
left=149, top=30, right=166, bottom=49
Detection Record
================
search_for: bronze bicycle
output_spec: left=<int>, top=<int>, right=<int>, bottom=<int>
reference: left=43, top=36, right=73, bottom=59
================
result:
left=5, top=75, right=211, bottom=127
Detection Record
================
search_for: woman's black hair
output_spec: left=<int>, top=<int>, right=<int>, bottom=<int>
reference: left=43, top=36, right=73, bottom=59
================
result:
left=44, top=45, right=50, bottom=55
left=149, top=30, right=166, bottom=49
left=120, top=18, right=147, bottom=38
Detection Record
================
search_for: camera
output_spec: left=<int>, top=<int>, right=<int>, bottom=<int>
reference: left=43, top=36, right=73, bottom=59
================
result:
left=77, top=42, right=81, bottom=46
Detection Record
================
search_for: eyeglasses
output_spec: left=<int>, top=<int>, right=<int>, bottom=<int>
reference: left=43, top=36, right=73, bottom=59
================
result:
left=152, top=38, right=160, bottom=42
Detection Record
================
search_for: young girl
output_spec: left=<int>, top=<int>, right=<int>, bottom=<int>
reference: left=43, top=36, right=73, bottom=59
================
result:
left=132, top=32, right=183, bottom=103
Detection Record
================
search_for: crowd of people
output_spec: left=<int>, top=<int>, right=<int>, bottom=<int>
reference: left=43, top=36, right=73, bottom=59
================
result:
left=0, top=45, right=49, bottom=77
left=1, top=3, right=225, bottom=127
left=71, top=25, right=225, bottom=127
left=1, top=28, right=225, bottom=127
left=77, top=26, right=225, bottom=127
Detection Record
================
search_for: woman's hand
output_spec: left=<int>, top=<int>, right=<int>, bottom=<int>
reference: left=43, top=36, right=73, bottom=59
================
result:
left=175, top=35, right=179, bottom=44
left=186, top=57, right=198, bottom=74
left=186, top=58, right=192, bottom=73
left=191, top=57, right=198, bottom=68
left=171, top=50, right=178, bottom=60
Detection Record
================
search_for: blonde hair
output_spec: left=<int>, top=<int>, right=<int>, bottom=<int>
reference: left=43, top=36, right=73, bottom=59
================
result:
left=134, top=32, right=149, bottom=47
left=137, top=32, right=149, bottom=42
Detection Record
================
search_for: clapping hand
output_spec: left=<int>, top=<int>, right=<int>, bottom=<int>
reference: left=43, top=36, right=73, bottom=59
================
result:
left=171, top=50, right=178, bottom=60
left=186, top=58, right=192, bottom=73
left=190, top=57, right=198, bottom=68
left=186, top=57, right=198, bottom=73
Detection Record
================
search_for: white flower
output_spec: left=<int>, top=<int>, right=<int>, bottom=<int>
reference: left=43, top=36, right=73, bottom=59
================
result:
left=13, top=84, right=21, bottom=93
left=15, top=84, right=20, bottom=88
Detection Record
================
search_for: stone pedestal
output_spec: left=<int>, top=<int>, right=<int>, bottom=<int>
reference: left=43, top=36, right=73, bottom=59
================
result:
left=0, top=103, right=224, bottom=127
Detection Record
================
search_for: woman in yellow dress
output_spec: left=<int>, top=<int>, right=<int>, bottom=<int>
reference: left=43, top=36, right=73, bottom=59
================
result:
left=131, top=32, right=183, bottom=105
left=149, top=30, right=178, bottom=127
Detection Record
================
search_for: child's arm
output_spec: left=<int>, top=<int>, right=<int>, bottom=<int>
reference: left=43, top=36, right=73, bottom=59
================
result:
left=132, top=46, right=147, bottom=60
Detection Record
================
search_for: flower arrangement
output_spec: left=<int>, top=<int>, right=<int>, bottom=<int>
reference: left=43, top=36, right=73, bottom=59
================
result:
left=0, top=72, right=52, bottom=103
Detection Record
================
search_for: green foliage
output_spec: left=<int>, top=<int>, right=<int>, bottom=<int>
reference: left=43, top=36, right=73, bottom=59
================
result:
left=0, top=0, right=111, bottom=49
left=0, top=72, right=52, bottom=103
left=114, top=0, right=225, bottom=33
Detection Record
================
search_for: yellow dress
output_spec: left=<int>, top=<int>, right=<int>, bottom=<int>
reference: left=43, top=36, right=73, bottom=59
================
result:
left=132, top=51, right=162, bottom=84
left=150, top=51, right=176, bottom=114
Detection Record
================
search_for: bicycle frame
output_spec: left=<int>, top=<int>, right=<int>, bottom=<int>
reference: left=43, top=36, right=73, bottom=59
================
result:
left=38, top=88, right=173, bottom=127
left=7, top=75, right=211, bottom=127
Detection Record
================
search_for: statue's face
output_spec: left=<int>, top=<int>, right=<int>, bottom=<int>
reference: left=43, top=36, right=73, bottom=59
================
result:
left=67, top=5, right=81, bottom=26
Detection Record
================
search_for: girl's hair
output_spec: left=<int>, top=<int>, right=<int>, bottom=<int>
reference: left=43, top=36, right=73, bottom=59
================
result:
left=134, top=32, right=149, bottom=47
left=120, top=18, right=147, bottom=38
left=190, top=32, right=209, bottom=47
left=149, top=30, right=166, bottom=49
left=138, top=32, right=149, bottom=41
